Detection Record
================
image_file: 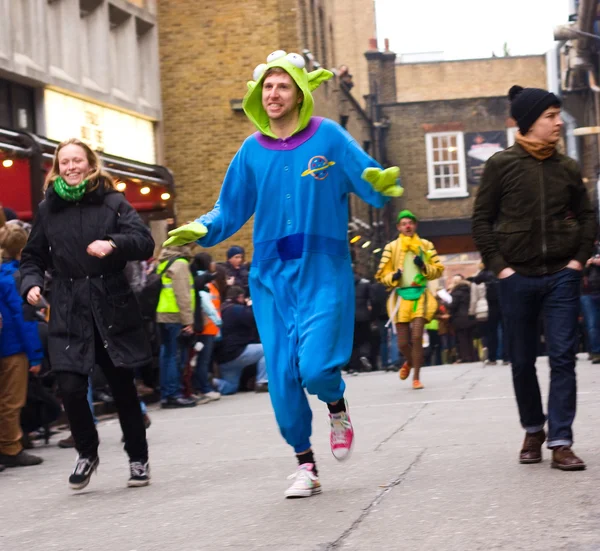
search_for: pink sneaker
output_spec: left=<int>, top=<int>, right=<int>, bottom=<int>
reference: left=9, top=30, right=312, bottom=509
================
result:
left=329, top=402, right=354, bottom=461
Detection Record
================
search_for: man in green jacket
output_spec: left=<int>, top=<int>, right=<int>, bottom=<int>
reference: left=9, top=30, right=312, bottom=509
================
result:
left=473, top=85, right=596, bottom=471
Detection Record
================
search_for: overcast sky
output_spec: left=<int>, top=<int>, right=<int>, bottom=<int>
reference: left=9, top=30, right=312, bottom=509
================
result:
left=375, top=0, right=572, bottom=60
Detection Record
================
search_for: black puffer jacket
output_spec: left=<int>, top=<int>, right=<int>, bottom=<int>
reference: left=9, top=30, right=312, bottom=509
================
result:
left=20, top=181, right=155, bottom=375
left=449, top=281, right=473, bottom=330
left=369, top=282, right=389, bottom=321
left=215, top=301, right=259, bottom=364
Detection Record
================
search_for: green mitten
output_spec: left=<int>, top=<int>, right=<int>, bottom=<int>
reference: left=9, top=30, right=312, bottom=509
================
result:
left=162, top=221, right=208, bottom=247
left=362, top=166, right=404, bottom=197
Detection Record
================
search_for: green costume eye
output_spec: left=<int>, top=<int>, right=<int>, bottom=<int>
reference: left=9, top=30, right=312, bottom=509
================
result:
left=267, top=50, right=287, bottom=63
left=286, top=53, right=305, bottom=69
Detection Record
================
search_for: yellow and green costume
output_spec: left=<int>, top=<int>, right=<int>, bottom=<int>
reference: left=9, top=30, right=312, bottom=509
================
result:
left=375, top=233, right=444, bottom=323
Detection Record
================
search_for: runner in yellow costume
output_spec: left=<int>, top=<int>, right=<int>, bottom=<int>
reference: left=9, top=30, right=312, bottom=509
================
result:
left=375, top=210, right=444, bottom=389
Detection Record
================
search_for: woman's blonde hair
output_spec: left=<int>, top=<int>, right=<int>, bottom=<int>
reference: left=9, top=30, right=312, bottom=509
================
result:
left=44, top=138, right=115, bottom=192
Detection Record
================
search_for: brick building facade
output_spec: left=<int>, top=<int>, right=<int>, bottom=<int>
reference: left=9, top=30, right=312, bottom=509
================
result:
left=395, top=56, right=548, bottom=103
left=331, top=0, right=376, bottom=106
left=158, top=0, right=375, bottom=259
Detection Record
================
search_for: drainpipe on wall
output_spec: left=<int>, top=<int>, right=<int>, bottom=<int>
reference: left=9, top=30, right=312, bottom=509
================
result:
left=547, top=43, right=580, bottom=163
left=553, top=0, right=600, bottom=218
left=562, top=110, right=581, bottom=162
left=586, top=69, right=600, bottom=155
left=586, top=69, right=600, bottom=222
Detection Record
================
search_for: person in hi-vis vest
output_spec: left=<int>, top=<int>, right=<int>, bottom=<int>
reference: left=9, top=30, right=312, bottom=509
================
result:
left=156, top=245, right=197, bottom=408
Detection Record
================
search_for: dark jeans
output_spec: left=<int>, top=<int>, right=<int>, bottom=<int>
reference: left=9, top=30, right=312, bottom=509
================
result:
left=455, top=327, right=476, bottom=362
left=580, top=294, right=600, bottom=354
left=427, top=330, right=442, bottom=366
left=349, top=321, right=372, bottom=371
left=497, top=318, right=511, bottom=362
left=193, top=334, right=215, bottom=394
left=159, top=322, right=187, bottom=399
left=499, top=268, right=581, bottom=447
left=56, top=328, right=148, bottom=462
left=487, top=302, right=501, bottom=362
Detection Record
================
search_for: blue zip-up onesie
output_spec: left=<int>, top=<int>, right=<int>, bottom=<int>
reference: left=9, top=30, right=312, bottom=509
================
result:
left=164, top=51, right=402, bottom=455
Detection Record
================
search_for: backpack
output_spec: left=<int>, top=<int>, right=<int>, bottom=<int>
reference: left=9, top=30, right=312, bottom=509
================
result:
left=137, top=257, right=181, bottom=320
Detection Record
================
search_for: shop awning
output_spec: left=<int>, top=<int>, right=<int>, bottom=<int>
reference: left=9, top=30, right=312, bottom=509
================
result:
left=0, top=127, right=175, bottom=221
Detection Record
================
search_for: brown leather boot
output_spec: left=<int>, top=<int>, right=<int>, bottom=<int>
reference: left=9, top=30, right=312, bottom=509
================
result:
left=519, top=429, right=546, bottom=464
left=551, top=446, right=586, bottom=471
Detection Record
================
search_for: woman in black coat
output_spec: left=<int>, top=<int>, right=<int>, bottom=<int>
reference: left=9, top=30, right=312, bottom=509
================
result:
left=449, top=275, right=477, bottom=363
left=20, top=138, right=154, bottom=490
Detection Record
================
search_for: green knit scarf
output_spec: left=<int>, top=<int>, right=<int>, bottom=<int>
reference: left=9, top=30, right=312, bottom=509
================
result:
left=53, top=176, right=89, bottom=202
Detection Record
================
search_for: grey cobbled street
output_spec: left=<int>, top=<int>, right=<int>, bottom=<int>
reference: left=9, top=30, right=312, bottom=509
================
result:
left=3, top=357, right=600, bottom=551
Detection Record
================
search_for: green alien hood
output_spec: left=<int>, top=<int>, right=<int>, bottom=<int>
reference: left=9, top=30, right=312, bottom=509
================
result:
left=242, top=50, right=333, bottom=139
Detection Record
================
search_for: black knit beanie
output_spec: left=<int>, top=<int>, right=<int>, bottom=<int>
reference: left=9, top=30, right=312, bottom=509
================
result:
left=227, top=245, right=244, bottom=259
left=508, top=85, right=562, bottom=135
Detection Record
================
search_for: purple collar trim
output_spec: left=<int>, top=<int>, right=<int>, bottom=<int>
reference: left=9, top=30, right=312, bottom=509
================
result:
left=253, top=117, right=324, bottom=151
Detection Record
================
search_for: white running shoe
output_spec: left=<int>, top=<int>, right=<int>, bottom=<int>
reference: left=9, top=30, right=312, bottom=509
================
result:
left=203, top=391, right=221, bottom=401
left=284, top=463, right=322, bottom=498
left=329, top=402, right=354, bottom=461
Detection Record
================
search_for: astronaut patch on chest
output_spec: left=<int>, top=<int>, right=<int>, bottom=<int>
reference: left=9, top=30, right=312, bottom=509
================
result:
left=300, top=155, right=336, bottom=180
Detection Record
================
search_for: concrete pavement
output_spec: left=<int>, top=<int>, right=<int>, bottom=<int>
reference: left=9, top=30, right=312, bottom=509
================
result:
left=2, top=357, right=600, bottom=551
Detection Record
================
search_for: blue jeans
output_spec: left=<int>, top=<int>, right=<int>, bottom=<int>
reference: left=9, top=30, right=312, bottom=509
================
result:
left=378, top=320, right=399, bottom=367
left=159, top=323, right=186, bottom=400
left=580, top=294, right=600, bottom=355
left=499, top=268, right=582, bottom=447
left=193, top=335, right=215, bottom=394
left=214, top=344, right=268, bottom=395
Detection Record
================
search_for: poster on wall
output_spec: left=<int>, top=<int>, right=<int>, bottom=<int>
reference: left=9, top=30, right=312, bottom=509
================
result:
left=465, top=131, right=507, bottom=185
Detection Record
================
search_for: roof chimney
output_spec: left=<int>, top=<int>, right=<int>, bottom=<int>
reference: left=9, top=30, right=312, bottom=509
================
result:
left=384, top=38, right=390, bottom=52
left=368, top=37, right=378, bottom=51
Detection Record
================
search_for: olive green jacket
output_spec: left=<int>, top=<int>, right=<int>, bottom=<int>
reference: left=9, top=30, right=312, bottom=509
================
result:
left=472, top=143, right=596, bottom=277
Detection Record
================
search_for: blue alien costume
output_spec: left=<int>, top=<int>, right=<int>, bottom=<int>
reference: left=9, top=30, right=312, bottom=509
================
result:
left=167, top=51, right=402, bottom=454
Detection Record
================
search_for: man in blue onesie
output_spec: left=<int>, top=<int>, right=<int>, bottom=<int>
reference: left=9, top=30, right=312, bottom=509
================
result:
left=164, top=50, right=402, bottom=498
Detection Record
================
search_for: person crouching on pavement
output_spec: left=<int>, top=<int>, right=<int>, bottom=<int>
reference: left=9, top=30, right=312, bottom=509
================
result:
left=20, top=138, right=155, bottom=490
left=472, top=85, right=596, bottom=471
left=375, top=210, right=444, bottom=389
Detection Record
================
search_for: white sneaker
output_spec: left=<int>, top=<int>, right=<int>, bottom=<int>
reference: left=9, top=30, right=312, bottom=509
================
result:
left=203, top=391, right=221, bottom=402
left=284, top=463, right=322, bottom=498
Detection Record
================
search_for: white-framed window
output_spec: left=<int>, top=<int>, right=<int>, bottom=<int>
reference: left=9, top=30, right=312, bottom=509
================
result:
left=425, top=132, right=468, bottom=199
left=506, top=126, right=518, bottom=146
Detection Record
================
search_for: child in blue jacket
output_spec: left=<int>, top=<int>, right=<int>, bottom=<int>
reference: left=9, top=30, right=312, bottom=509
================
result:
left=0, top=223, right=44, bottom=468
